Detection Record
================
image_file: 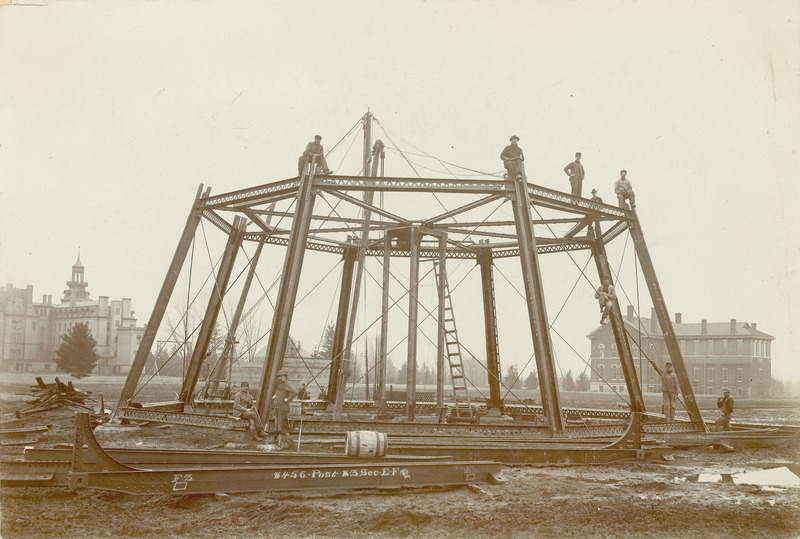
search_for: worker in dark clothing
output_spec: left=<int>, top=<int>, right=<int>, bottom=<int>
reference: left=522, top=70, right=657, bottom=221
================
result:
left=649, top=360, right=679, bottom=421
left=274, top=369, right=306, bottom=449
left=589, top=188, right=603, bottom=203
left=715, top=388, right=734, bottom=431
left=564, top=152, right=585, bottom=197
left=594, top=277, right=616, bottom=325
left=500, top=135, right=525, bottom=181
left=298, top=135, right=334, bottom=176
left=232, top=382, right=266, bottom=440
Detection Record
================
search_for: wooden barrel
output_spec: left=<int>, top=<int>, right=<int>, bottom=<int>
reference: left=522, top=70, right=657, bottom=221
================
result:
left=344, top=430, right=388, bottom=457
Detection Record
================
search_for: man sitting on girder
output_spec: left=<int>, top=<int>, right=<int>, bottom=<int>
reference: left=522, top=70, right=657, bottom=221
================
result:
left=594, top=276, right=616, bottom=325
left=232, top=382, right=267, bottom=441
left=298, top=135, right=334, bottom=176
left=500, top=135, right=525, bottom=180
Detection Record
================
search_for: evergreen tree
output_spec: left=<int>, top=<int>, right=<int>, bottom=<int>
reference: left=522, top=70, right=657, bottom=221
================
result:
left=312, top=321, right=336, bottom=360
left=524, top=370, right=539, bottom=390
left=576, top=370, right=591, bottom=391
left=54, top=323, right=99, bottom=378
left=504, top=364, right=521, bottom=388
left=561, top=369, right=576, bottom=391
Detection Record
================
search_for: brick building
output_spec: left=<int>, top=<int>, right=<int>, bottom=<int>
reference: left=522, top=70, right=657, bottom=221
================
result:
left=588, top=306, right=773, bottom=397
left=0, top=254, right=145, bottom=374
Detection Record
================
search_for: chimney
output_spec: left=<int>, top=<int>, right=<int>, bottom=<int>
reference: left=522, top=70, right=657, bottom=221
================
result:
left=751, top=322, right=757, bottom=330
left=701, top=319, right=708, bottom=335
left=627, top=305, right=634, bottom=320
left=675, top=313, right=682, bottom=324
left=650, top=308, right=657, bottom=333
left=730, top=319, right=736, bottom=334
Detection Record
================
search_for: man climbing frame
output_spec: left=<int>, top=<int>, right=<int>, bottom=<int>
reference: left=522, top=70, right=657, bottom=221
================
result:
left=594, top=276, right=616, bottom=325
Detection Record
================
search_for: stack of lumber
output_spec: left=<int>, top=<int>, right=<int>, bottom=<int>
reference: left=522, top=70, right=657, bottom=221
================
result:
left=17, top=377, right=95, bottom=417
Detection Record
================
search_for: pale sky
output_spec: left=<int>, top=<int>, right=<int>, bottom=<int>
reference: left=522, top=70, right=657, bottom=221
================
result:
left=1, top=1, right=798, bottom=383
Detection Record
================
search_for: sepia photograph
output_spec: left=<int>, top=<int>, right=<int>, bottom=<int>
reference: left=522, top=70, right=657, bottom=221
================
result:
left=1, top=1, right=798, bottom=537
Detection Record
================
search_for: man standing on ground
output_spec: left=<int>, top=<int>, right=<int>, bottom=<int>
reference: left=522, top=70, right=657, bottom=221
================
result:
left=715, top=388, right=734, bottom=431
left=614, top=170, right=635, bottom=209
left=648, top=360, right=678, bottom=421
left=564, top=152, right=585, bottom=197
left=299, top=135, right=334, bottom=176
left=500, top=135, right=525, bottom=181
left=232, top=382, right=266, bottom=440
left=274, top=369, right=305, bottom=449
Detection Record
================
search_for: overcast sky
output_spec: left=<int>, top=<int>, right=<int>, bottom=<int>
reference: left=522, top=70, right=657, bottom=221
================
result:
left=1, top=1, right=798, bottom=384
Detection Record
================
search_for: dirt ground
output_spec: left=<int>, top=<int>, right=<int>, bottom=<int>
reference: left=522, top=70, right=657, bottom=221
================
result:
left=1, top=374, right=799, bottom=538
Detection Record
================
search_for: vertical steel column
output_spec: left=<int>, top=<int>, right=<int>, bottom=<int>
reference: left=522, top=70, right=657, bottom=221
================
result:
left=588, top=229, right=644, bottom=413
left=375, top=234, right=391, bottom=414
left=180, top=216, right=247, bottom=403
left=511, top=180, right=564, bottom=434
left=477, top=248, right=502, bottom=411
left=628, top=214, right=706, bottom=430
left=208, top=240, right=265, bottom=396
left=342, top=140, right=383, bottom=391
left=257, top=163, right=318, bottom=417
left=113, top=184, right=207, bottom=420
left=327, top=245, right=357, bottom=410
left=436, top=234, right=447, bottom=413
left=405, top=225, right=420, bottom=421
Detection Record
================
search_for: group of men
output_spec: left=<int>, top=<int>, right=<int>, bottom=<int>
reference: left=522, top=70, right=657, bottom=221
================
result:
left=500, top=137, right=636, bottom=210
left=231, top=369, right=306, bottom=449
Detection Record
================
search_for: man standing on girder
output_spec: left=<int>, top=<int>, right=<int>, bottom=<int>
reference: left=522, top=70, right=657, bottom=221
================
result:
left=500, top=135, right=525, bottom=181
left=299, top=135, right=334, bottom=176
left=232, top=382, right=267, bottom=441
left=649, top=359, right=678, bottom=421
left=564, top=152, right=585, bottom=197
left=274, top=369, right=306, bottom=449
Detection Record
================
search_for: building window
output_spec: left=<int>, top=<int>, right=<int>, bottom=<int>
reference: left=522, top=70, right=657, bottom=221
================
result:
left=680, top=340, right=686, bottom=354
left=707, top=367, right=713, bottom=383
left=722, top=368, right=728, bottom=383
left=737, top=367, right=744, bottom=383
left=598, top=364, right=604, bottom=379
left=693, top=367, right=700, bottom=382
left=721, top=340, right=728, bottom=356
left=611, top=344, right=617, bottom=356
left=737, top=340, right=743, bottom=355
left=597, top=344, right=605, bottom=358
left=611, top=365, right=617, bottom=380
left=32, top=321, right=37, bottom=330
left=44, top=364, right=50, bottom=371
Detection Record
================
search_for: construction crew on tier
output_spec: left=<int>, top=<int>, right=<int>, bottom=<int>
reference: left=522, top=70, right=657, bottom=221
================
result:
left=274, top=369, right=305, bottom=449
left=614, top=170, right=635, bottom=209
left=649, top=359, right=678, bottom=421
left=594, top=277, right=616, bottom=325
left=232, top=382, right=267, bottom=440
left=563, top=152, right=585, bottom=197
left=500, top=135, right=525, bottom=181
left=715, top=387, right=734, bottom=431
left=298, top=135, right=334, bottom=176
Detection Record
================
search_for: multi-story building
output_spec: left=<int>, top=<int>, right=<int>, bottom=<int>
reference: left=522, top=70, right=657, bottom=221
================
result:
left=588, top=306, right=773, bottom=397
left=0, top=254, right=145, bottom=375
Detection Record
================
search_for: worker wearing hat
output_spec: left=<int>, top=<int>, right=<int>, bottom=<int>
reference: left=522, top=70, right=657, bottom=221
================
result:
left=500, top=135, right=525, bottom=181
left=715, top=387, right=734, bottom=431
left=273, top=369, right=306, bottom=449
left=232, top=381, right=267, bottom=441
left=298, top=135, right=334, bottom=176
left=563, top=151, right=585, bottom=197
left=589, top=188, right=603, bottom=204
left=648, top=359, right=678, bottom=421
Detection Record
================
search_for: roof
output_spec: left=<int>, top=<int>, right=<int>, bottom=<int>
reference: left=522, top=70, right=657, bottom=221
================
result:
left=587, top=316, right=774, bottom=340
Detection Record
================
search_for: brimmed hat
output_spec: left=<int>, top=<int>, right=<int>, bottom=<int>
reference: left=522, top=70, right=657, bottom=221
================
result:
left=665, top=361, right=673, bottom=366
left=591, top=189, right=597, bottom=194
left=509, top=135, right=519, bottom=142
left=314, top=135, right=322, bottom=140
left=722, top=387, right=730, bottom=393
left=240, top=381, right=249, bottom=388
left=277, top=369, right=288, bottom=377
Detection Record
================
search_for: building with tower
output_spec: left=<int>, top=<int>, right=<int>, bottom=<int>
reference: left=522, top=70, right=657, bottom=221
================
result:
left=0, top=252, right=145, bottom=374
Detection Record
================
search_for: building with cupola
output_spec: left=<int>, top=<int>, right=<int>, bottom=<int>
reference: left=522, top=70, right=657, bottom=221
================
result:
left=0, top=252, right=145, bottom=374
